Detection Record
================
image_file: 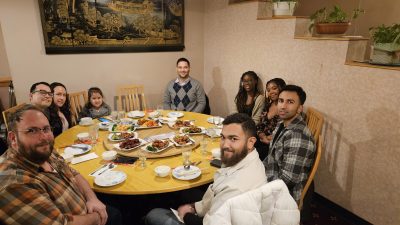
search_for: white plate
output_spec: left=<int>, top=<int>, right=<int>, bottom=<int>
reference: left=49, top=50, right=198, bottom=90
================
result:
left=120, top=118, right=134, bottom=125
left=127, top=111, right=145, bottom=118
left=94, top=170, right=127, bottom=187
left=108, top=124, right=136, bottom=133
left=141, top=140, right=173, bottom=153
left=79, top=120, right=94, bottom=126
left=134, top=120, right=163, bottom=130
left=148, top=111, right=161, bottom=119
left=205, top=128, right=222, bottom=138
left=168, top=111, right=184, bottom=118
left=107, top=132, right=138, bottom=142
left=172, top=166, right=201, bottom=180
left=113, top=138, right=145, bottom=151
left=179, top=126, right=205, bottom=135
left=207, top=117, right=224, bottom=125
left=64, top=144, right=92, bottom=156
left=168, top=120, right=194, bottom=129
left=170, top=135, right=195, bottom=147
left=99, top=122, right=111, bottom=130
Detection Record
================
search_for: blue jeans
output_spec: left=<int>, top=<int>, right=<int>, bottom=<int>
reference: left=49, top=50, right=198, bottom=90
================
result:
left=145, top=208, right=184, bottom=225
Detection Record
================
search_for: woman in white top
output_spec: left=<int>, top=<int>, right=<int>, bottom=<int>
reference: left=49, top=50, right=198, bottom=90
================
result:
left=49, top=82, right=72, bottom=137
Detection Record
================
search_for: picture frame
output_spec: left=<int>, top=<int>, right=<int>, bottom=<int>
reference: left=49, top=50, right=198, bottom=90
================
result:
left=38, top=0, right=184, bottom=54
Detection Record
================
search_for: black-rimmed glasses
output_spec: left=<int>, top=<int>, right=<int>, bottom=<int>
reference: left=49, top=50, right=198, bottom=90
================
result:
left=32, top=90, right=53, bottom=97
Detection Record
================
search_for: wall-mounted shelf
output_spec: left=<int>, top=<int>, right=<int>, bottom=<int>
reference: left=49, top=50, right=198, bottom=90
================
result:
left=345, top=60, right=400, bottom=71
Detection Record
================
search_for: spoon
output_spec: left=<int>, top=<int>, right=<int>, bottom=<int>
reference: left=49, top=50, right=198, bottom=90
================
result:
left=98, top=164, right=114, bottom=175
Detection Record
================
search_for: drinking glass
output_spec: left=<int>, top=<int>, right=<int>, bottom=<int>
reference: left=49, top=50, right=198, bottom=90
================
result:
left=111, top=111, right=118, bottom=121
left=138, top=149, right=147, bottom=168
left=200, top=136, right=209, bottom=156
left=156, top=104, right=164, bottom=117
left=117, top=111, right=126, bottom=121
left=214, top=116, right=222, bottom=126
left=182, top=147, right=192, bottom=169
left=89, top=124, right=99, bottom=146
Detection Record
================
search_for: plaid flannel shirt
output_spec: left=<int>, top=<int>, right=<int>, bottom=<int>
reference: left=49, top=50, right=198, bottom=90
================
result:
left=263, top=115, right=315, bottom=202
left=0, top=148, right=87, bottom=225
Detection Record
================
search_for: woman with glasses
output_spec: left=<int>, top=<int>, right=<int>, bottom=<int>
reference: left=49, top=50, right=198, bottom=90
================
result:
left=255, top=78, right=286, bottom=160
left=234, top=71, right=265, bottom=125
left=48, top=82, right=72, bottom=137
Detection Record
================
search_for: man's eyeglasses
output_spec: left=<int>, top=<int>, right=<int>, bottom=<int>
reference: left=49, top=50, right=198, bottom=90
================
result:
left=32, top=90, right=53, bottom=97
left=17, top=126, right=53, bottom=136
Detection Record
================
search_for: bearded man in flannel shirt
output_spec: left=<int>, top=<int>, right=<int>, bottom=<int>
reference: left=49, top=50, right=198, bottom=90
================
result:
left=163, top=58, right=206, bottom=113
left=0, top=104, right=122, bottom=225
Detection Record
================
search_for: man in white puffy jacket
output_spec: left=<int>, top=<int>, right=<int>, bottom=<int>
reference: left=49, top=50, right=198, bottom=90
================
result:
left=145, top=113, right=266, bottom=225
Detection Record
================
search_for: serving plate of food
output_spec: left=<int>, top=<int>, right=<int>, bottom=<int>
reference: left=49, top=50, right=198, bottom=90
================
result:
left=109, top=123, right=136, bottom=133
left=113, top=138, right=145, bottom=151
left=179, top=126, right=205, bottom=135
left=107, top=132, right=138, bottom=142
left=170, top=134, right=195, bottom=147
left=134, top=119, right=162, bottom=129
left=141, top=139, right=173, bottom=153
left=168, top=120, right=194, bottom=129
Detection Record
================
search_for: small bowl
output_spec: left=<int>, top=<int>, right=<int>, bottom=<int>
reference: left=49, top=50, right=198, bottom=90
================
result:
left=211, top=148, right=221, bottom=159
left=61, top=153, right=73, bottom=163
left=102, top=150, right=117, bottom=161
left=154, top=165, right=171, bottom=177
left=80, top=117, right=93, bottom=125
left=77, top=132, right=90, bottom=141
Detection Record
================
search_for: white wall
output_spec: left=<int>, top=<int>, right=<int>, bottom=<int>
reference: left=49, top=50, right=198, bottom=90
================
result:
left=204, top=1, right=400, bottom=225
left=0, top=0, right=204, bottom=109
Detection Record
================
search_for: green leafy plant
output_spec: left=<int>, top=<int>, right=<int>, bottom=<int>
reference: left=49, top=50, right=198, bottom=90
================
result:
left=369, top=24, right=400, bottom=44
left=309, top=5, right=364, bottom=31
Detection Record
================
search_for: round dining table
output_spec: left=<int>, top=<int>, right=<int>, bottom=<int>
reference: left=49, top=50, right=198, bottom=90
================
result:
left=54, top=111, right=220, bottom=195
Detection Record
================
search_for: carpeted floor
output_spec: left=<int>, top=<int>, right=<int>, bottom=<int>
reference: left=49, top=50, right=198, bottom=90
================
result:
left=301, top=200, right=353, bottom=225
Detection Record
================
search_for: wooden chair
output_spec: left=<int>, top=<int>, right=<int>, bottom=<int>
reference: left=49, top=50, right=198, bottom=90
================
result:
left=69, top=91, right=88, bottom=126
left=2, top=103, right=27, bottom=131
left=299, top=134, right=323, bottom=210
left=117, top=85, right=147, bottom=112
left=306, top=107, right=324, bottom=143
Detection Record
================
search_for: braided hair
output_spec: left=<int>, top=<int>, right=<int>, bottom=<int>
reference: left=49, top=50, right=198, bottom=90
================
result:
left=235, top=71, right=262, bottom=113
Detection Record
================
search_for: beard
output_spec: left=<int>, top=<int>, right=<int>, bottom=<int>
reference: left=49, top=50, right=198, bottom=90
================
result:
left=221, top=145, right=248, bottom=167
left=18, top=139, right=54, bottom=164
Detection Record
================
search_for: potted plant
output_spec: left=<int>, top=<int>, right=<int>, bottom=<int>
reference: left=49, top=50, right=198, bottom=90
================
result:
left=369, top=24, right=400, bottom=64
left=309, top=5, right=364, bottom=35
left=272, top=0, right=298, bottom=16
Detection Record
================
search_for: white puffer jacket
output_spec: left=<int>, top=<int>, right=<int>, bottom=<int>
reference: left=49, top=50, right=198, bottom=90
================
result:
left=203, top=180, right=300, bottom=225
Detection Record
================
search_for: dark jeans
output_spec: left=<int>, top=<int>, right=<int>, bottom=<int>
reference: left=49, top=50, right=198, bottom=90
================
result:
left=106, top=205, right=123, bottom=225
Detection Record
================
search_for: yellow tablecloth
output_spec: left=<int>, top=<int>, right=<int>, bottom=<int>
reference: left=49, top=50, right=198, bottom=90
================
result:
left=55, top=111, right=219, bottom=195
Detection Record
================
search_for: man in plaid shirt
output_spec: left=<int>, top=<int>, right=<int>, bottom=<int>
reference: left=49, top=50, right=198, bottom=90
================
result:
left=263, top=85, right=315, bottom=203
left=0, top=104, right=121, bottom=225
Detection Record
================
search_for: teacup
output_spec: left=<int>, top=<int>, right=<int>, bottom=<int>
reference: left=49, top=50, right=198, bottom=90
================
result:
left=80, top=117, right=92, bottom=125
left=211, top=148, right=221, bottom=159
left=154, top=165, right=171, bottom=177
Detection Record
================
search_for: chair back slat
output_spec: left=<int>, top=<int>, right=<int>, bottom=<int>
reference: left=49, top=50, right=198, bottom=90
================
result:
left=69, top=91, right=88, bottom=125
left=117, top=85, right=146, bottom=112
left=299, top=134, right=323, bottom=210
left=2, top=103, right=27, bottom=131
left=306, top=107, right=324, bottom=143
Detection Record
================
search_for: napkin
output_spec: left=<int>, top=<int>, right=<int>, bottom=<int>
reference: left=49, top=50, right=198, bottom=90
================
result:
left=71, top=153, right=98, bottom=165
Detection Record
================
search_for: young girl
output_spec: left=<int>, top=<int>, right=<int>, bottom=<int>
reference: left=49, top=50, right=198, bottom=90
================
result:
left=80, top=87, right=112, bottom=119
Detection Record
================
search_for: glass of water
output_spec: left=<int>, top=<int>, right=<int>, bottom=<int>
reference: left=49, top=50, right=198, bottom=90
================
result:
left=89, top=124, right=99, bottom=146
left=138, top=149, right=147, bottom=168
left=200, top=136, right=208, bottom=156
left=182, top=147, right=192, bottom=169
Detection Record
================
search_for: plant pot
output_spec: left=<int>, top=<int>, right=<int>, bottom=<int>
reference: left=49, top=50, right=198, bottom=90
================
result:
left=315, top=22, right=350, bottom=34
left=273, top=1, right=297, bottom=16
left=370, top=45, right=400, bottom=64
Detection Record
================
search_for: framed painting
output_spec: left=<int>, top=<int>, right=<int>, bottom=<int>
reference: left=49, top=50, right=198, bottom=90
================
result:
left=38, top=0, right=184, bottom=54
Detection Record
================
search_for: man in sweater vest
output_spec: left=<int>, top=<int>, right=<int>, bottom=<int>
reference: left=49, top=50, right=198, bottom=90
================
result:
left=163, top=58, right=206, bottom=113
